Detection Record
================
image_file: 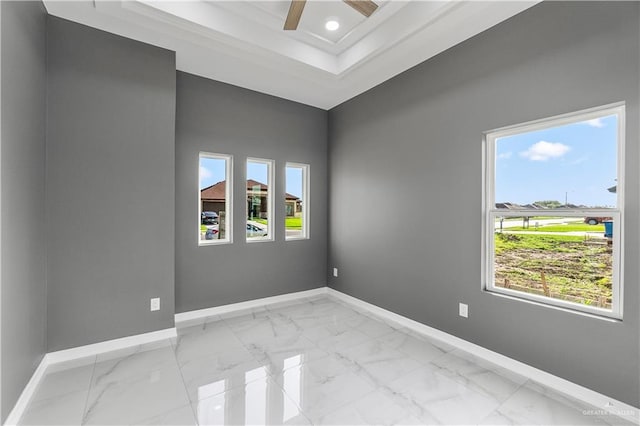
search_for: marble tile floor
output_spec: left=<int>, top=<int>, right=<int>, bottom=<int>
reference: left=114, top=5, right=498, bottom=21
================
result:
left=18, top=296, right=635, bottom=425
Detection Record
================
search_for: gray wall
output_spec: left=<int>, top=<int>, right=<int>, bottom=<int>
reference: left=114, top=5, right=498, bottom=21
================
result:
left=46, top=17, right=176, bottom=351
left=175, top=72, right=328, bottom=312
left=0, top=1, right=47, bottom=421
left=329, top=1, right=639, bottom=407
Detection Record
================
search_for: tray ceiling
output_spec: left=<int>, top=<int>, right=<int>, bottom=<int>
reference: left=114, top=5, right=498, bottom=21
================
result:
left=43, top=0, right=540, bottom=109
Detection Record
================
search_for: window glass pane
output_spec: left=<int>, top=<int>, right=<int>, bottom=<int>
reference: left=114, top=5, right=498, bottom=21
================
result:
left=492, top=215, right=615, bottom=310
left=486, top=104, right=624, bottom=318
left=247, top=159, right=272, bottom=241
left=199, top=154, right=230, bottom=244
left=495, top=115, right=618, bottom=209
left=285, top=164, right=308, bottom=240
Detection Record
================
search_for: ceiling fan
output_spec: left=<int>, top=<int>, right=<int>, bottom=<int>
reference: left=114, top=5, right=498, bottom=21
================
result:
left=284, top=0, right=379, bottom=31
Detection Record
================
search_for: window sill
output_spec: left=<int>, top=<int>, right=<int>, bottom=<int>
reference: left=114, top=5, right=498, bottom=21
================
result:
left=199, top=240, right=232, bottom=246
left=482, top=288, right=622, bottom=323
left=247, top=237, right=274, bottom=244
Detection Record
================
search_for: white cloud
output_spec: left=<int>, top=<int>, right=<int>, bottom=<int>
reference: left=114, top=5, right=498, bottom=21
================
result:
left=582, top=118, right=605, bottom=128
left=497, top=152, right=512, bottom=160
left=199, top=166, right=212, bottom=185
left=520, top=141, right=570, bottom=161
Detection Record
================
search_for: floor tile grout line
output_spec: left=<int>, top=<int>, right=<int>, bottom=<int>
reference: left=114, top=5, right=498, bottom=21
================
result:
left=169, top=335, right=200, bottom=425
left=310, top=298, right=523, bottom=423
left=78, top=355, right=98, bottom=426
left=410, top=349, right=530, bottom=422
left=262, top=363, right=315, bottom=425
left=18, top=362, right=97, bottom=404
left=219, top=297, right=384, bottom=423
left=379, top=361, right=511, bottom=425
left=180, top=303, right=321, bottom=424
left=220, top=308, right=287, bottom=368
left=430, top=358, right=525, bottom=408
left=475, top=377, right=532, bottom=425
left=297, top=300, right=416, bottom=418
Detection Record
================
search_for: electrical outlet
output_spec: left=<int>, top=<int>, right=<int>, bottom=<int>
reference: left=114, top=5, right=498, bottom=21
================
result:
left=333, top=267, right=338, bottom=277
left=459, top=303, right=468, bottom=318
left=150, top=298, right=160, bottom=311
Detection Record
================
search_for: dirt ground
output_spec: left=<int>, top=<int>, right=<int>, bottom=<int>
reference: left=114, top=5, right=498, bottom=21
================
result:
left=494, top=233, right=612, bottom=309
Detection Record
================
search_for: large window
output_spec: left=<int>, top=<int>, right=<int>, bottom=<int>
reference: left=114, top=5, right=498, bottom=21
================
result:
left=199, top=152, right=232, bottom=245
left=246, top=158, right=274, bottom=242
left=483, top=103, right=624, bottom=318
left=285, top=163, right=309, bottom=240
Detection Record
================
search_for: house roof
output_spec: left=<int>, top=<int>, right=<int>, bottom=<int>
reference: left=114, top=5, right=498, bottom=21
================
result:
left=200, top=181, right=226, bottom=202
left=246, top=179, right=268, bottom=192
left=495, top=202, right=525, bottom=210
left=496, top=201, right=590, bottom=210
left=201, top=180, right=300, bottom=202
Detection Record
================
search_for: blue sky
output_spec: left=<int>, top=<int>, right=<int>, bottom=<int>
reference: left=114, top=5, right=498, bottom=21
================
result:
left=286, top=167, right=303, bottom=198
left=495, top=114, right=618, bottom=207
left=199, top=157, right=226, bottom=189
left=199, top=158, right=303, bottom=198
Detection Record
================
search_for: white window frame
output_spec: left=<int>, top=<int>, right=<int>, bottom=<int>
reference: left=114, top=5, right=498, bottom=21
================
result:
left=285, top=162, right=310, bottom=241
left=199, top=152, right=233, bottom=246
left=246, top=157, right=274, bottom=242
left=482, top=103, right=625, bottom=319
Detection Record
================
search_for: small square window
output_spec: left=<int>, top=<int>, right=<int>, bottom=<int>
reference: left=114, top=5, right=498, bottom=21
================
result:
left=247, top=158, right=274, bottom=242
left=285, top=163, right=309, bottom=240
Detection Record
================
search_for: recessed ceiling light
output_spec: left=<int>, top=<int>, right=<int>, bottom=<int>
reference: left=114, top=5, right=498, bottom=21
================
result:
left=325, top=20, right=340, bottom=31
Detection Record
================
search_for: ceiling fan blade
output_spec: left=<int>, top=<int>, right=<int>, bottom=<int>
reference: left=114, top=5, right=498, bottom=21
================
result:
left=284, top=0, right=307, bottom=30
left=343, top=0, right=378, bottom=17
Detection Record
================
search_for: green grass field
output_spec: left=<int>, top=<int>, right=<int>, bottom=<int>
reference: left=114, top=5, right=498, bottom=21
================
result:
left=285, top=217, right=302, bottom=229
left=509, top=222, right=605, bottom=233
left=252, top=217, right=302, bottom=229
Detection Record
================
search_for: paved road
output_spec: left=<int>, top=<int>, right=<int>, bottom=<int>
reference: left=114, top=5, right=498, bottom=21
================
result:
left=502, top=230, right=606, bottom=238
left=286, top=229, right=304, bottom=238
left=495, top=217, right=583, bottom=230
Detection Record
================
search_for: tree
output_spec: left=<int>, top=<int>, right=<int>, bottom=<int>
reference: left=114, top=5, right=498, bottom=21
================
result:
left=534, top=200, right=563, bottom=209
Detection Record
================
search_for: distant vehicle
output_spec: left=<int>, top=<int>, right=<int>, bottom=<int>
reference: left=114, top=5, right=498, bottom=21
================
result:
left=204, top=225, right=219, bottom=240
left=584, top=217, right=612, bottom=225
left=201, top=211, right=219, bottom=225
left=246, top=221, right=268, bottom=238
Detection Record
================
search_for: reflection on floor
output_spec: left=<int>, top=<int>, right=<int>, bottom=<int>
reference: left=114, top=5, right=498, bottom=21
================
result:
left=18, top=296, right=633, bottom=425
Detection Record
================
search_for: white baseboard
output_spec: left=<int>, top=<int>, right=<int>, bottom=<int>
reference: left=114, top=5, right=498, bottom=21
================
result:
left=4, top=356, right=48, bottom=426
left=3, top=327, right=177, bottom=426
left=174, top=287, right=328, bottom=325
left=46, top=327, right=177, bottom=365
left=327, top=288, right=639, bottom=425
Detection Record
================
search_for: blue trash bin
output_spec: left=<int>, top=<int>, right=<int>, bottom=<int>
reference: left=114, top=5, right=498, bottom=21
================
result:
left=603, top=220, right=613, bottom=238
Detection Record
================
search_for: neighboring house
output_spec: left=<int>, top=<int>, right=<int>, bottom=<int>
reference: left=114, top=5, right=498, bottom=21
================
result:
left=200, top=181, right=227, bottom=215
left=285, top=193, right=302, bottom=218
left=523, top=203, right=548, bottom=210
left=200, top=179, right=300, bottom=217
left=495, top=202, right=525, bottom=210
